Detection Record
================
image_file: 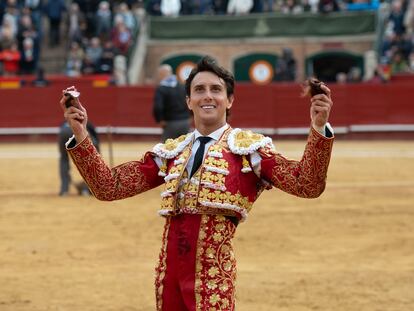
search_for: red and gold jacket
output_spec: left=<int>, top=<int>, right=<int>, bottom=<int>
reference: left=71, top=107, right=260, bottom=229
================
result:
left=68, top=126, right=333, bottom=223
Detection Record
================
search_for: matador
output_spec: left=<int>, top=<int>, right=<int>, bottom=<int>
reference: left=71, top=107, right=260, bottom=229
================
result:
left=61, top=56, right=334, bottom=311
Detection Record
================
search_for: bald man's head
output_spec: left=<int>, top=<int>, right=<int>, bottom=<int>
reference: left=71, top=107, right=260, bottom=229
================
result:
left=157, top=64, right=173, bottom=83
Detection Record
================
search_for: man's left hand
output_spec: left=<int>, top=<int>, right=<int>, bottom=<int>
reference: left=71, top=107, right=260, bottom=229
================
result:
left=310, top=84, right=333, bottom=129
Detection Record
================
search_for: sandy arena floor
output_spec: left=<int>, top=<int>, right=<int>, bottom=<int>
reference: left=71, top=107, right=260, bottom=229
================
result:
left=0, top=140, right=413, bottom=311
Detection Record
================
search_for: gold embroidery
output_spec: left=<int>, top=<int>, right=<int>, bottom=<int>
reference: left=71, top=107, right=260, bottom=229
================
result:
left=205, top=157, right=229, bottom=169
left=234, top=130, right=265, bottom=148
left=164, top=134, right=189, bottom=151
left=155, top=218, right=171, bottom=311
left=269, top=127, right=333, bottom=198
left=69, top=137, right=153, bottom=201
left=195, top=215, right=236, bottom=310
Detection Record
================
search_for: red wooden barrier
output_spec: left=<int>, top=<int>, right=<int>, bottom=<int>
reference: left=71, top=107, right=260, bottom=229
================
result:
left=1, top=80, right=413, bottom=138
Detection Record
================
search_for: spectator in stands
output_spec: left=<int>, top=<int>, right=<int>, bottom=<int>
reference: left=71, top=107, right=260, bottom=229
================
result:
left=390, top=51, right=410, bottom=74
left=2, top=0, right=19, bottom=38
left=146, top=0, right=162, bottom=15
left=19, top=37, right=37, bottom=74
left=382, top=33, right=412, bottom=61
left=318, top=0, right=340, bottom=13
left=113, top=54, right=128, bottom=85
left=17, top=11, right=36, bottom=41
left=160, top=0, right=182, bottom=16
left=111, top=16, right=132, bottom=55
left=257, top=0, right=272, bottom=12
left=302, top=0, right=316, bottom=13
left=82, top=55, right=97, bottom=75
left=152, top=63, right=191, bottom=141
left=0, top=15, right=16, bottom=50
left=95, top=1, right=112, bottom=40
left=23, top=0, right=43, bottom=38
left=44, top=0, right=66, bottom=47
left=72, top=0, right=100, bottom=38
left=85, top=37, right=103, bottom=69
left=347, top=66, right=362, bottom=83
left=97, top=39, right=116, bottom=74
left=0, top=41, right=21, bottom=76
left=66, top=41, right=85, bottom=77
left=335, top=72, right=347, bottom=84
left=17, top=13, right=40, bottom=59
left=275, top=47, right=297, bottom=81
left=227, top=0, right=253, bottom=14
left=388, top=0, right=406, bottom=36
left=213, top=0, right=229, bottom=14
left=114, top=2, right=137, bottom=31
left=196, top=0, right=215, bottom=14
left=67, top=2, right=87, bottom=46
left=281, top=0, right=303, bottom=14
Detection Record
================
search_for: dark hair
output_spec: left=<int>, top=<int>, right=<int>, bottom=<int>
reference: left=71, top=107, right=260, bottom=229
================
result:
left=185, top=55, right=235, bottom=98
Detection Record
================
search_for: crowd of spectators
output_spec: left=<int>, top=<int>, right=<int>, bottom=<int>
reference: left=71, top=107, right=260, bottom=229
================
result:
left=146, top=0, right=380, bottom=16
left=380, top=0, right=414, bottom=78
left=2, top=0, right=414, bottom=83
left=64, top=0, right=141, bottom=82
left=0, top=0, right=140, bottom=83
left=0, top=0, right=42, bottom=76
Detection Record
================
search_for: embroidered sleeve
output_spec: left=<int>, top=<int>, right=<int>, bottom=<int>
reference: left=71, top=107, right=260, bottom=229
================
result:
left=68, top=136, right=164, bottom=201
left=259, top=127, right=334, bottom=198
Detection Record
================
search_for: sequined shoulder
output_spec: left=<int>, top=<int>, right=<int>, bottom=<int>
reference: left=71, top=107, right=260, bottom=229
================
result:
left=227, top=128, right=274, bottom=155
left=152, top=132, right=194, bottom=159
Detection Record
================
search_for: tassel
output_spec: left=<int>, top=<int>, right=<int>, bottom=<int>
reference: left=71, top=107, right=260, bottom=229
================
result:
left=241, top=155, right=252, bottom=173
left=158, top=159, right=167, bottom=177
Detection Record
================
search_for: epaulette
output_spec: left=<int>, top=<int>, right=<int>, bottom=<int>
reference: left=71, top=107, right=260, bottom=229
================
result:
left=152, top=132, right=194, bottom=159
left=228, top=128, right=274, bottom=155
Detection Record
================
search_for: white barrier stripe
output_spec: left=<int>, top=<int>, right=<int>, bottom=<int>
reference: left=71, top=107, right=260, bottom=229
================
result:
left=350, top=124, right=414, bottom=132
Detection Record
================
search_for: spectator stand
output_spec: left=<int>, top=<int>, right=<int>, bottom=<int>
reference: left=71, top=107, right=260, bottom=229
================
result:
left=0, top=1, right=141, bottom=86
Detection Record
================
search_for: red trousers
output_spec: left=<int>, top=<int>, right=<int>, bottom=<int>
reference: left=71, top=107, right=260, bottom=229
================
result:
left=155, top=214, right=237, bottom=311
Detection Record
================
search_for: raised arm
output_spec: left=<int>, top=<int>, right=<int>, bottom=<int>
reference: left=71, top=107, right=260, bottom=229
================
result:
left=259, top=128, right=333, bottom=198
left=259, top=82, right=334, bottom=198
left=60, top=86, right=164, bottom=201
left=67, top=137, right=164, bottom=201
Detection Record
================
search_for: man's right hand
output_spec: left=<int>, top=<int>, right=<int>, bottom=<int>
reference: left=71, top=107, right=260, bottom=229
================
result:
left=60, top=86, right=88, bottom=142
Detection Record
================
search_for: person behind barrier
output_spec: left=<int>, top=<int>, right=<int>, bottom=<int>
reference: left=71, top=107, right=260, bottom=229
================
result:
left=153, top=63, right=191, bottom=141
left=58, top=120, right=100, bottom=196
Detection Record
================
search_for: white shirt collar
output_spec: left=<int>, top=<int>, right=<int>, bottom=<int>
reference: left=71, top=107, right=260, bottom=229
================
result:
left=194, top=123, right=229, bottom=142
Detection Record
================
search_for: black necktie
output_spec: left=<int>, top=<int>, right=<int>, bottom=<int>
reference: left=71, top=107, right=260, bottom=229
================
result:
left=190, top=136, right=212, bottom=178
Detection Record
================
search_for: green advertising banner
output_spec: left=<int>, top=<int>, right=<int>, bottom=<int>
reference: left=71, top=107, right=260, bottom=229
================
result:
left=150, top=12, right=376, bottom=39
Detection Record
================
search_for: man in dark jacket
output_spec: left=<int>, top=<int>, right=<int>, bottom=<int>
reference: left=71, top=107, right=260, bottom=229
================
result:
left=58, top=120, right=100, bottom=196
left=153, top=64, right=191, bottom=141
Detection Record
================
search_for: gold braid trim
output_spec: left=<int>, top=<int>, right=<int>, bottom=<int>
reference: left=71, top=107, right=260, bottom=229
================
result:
left=68, top=136, right=154, bottom=201
left=261, top=127, right=334, bottom=198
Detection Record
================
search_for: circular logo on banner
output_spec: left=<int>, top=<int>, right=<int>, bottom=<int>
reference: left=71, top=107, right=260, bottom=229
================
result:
left=176, top=61, right=196, bottom=83
left=248, top=60, right=274, bottom=85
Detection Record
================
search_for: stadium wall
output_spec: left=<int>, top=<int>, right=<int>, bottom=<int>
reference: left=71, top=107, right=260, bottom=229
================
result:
left=1, top=78, right=414, bottom=141
left=143, top=36, right=375, bottom=84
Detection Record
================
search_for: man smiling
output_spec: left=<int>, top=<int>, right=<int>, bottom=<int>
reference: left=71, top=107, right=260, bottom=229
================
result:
left=61, top=56, right=334, bottom=310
